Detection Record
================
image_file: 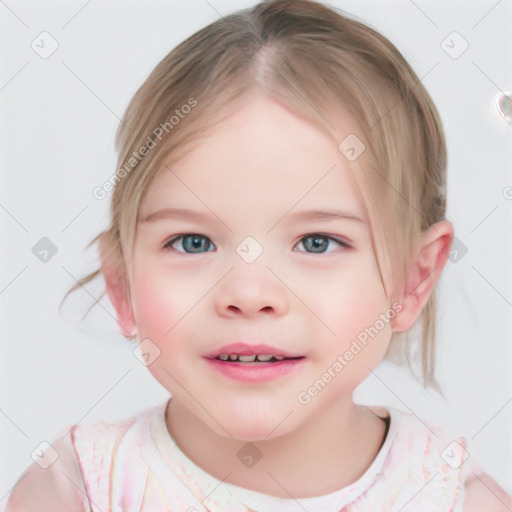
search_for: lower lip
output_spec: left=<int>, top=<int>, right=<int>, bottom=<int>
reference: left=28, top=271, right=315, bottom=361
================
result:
left=204, top=357, right=305, bottom=382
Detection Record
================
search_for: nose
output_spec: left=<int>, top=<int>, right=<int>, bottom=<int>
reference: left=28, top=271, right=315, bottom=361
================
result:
left=214, top=262, right=290, bottom=319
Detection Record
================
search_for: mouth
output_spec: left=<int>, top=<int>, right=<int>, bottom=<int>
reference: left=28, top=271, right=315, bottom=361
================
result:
left=205, top=343, right=305, bottom=362
left=203, top=343, right=306, bottom=382
left=212, top=353, right=304, bottom=363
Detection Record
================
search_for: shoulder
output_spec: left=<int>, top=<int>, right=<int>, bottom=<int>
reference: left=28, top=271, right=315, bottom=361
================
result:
left=463, top=471, right=512, bottom=512
left=5, top=404, right=163, bottom=512
left=383, top=408, right=512, bottom=510
left=5, top=431, right=90, bottom=511
left=64, top=407, right=155, bottom=505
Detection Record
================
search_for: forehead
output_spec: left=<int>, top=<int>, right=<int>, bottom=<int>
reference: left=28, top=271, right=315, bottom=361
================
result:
left=139, top=93, right=367, bottom=223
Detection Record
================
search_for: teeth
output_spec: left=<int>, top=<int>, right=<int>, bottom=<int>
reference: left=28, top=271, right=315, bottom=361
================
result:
left=256, top=354, right=273, bottom=362
left=238, top=355, right=257, bottom=362
left=216, top=354, right=287, bottom=362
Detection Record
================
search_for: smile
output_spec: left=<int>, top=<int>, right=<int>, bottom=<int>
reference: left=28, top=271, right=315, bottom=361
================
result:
left=216, top=354, right=300, bottom=363
left=204, top=355, right=306, bottom=382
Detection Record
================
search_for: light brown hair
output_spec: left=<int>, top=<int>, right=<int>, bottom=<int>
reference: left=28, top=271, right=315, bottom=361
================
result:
left=65, top=0, right=448, bottom=387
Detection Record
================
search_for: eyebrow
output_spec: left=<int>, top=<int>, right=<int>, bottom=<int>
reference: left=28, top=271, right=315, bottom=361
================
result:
left=284, top=208, right=365, bottom=223
left=139, top=207, right=365, bottom=224
left=139, top=208, right=219, bottom=224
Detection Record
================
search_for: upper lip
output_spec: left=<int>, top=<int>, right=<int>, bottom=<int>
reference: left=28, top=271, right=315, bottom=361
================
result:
left=205, top=342, right=304, bottom=359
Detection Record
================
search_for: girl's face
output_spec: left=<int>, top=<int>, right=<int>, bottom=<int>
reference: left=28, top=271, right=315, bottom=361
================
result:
left=130, top=93, right=394, bottom=440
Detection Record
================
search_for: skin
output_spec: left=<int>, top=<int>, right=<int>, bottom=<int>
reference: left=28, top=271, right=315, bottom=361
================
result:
left=105, top=92, right=456, bottom=498
left=5, top=95, right=510, bottom=511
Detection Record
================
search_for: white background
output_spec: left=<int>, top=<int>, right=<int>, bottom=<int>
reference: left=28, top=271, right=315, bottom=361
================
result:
left=1, top=0, right=511, bottom=504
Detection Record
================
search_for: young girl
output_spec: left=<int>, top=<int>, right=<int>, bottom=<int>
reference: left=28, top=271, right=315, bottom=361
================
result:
left=6, top=0, right=511, bottom=510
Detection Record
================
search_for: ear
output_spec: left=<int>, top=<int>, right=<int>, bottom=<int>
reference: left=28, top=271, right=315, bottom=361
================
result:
left=391, top=220, right=454, bottom=332
left=99, top=235, right=137, bottom=338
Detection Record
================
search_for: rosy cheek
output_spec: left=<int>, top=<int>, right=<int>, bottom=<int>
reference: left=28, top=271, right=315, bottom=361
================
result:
left=132, top=273, right=173, bottom=339
left=331, top=278, right=388, bottom=344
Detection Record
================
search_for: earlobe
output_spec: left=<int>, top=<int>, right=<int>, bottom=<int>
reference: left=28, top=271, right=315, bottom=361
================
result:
left=99, top=236, right=137, bottom=337
left=391, top=220, right=454, bottom=332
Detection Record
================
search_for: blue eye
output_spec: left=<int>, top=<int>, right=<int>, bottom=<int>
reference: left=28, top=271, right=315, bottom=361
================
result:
left=162, top=233, right=350, bottom=254
left=295, top=234, right=349, bottom=254
left=163, top=234, right=215, bottom=253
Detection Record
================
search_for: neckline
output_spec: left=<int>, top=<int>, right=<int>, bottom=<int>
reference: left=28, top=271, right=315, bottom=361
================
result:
left=148, top=398, right=397, bottom=512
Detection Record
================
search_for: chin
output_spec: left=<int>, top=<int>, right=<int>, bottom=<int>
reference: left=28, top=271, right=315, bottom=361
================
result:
left=210, top=406, right=294, bottom=442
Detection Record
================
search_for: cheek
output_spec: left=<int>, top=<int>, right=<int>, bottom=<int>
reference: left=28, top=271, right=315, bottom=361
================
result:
left=313, top=256, right=391, bottom=345
left=130, top=270, right=176, bottom=338
left=307, top=266, right=392, bottom=391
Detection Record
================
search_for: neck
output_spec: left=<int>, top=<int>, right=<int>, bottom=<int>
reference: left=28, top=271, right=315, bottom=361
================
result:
left=165, top=397, right=387, bottom=499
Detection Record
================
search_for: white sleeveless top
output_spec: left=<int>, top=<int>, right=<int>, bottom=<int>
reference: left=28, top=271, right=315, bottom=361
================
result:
left=7, top=398, right=482, bottom=511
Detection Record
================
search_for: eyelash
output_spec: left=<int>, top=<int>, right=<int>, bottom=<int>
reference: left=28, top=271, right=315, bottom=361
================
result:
left=161, top=233, right=351, bottom=254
